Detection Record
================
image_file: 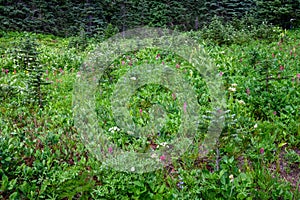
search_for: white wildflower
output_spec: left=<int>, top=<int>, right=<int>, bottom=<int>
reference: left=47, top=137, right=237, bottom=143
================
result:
left=127, top=131, right=134, bottom=135
left=229, top=174, right=234, bottom=183
left=159, top=142, right=169, bottom=148
left=109, top=126, right=120, bottom=133
left=160, top=142, right=168, bottom=147
left=228, top=87, right=236, bottom=92
left=237, top=100, right=245, bottom=105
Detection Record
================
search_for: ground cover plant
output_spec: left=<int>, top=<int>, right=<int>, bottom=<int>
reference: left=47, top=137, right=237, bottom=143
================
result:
left=0, top=27, right=300, bottom=199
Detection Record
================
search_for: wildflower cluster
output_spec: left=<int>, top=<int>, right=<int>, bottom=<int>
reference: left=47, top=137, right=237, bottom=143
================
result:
left=108, top=126, right=120, bottom=133
left=236, top=99, right=245, bottom=105
left=177, top=177, right=184, bottom=189
left=228, top=83, right=237, bottom=92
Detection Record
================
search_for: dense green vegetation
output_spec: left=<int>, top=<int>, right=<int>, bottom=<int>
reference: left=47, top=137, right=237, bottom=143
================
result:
left=1, top=2, right=300, bottom=199
left=0, top=0, right=300, bottom=37
left=0, top=22, right=299, bottom=199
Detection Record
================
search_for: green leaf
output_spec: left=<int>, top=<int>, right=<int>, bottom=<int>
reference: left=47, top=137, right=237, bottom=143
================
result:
left=133, top=181, right=144, bottom=187
left=158, top=184, right=165, bottom=194
left=1, top=174, right=9, bottom=191
left=8, top=178, right=17, bottom=190
left=278, top=142, right=287, bottom=148
left=9, top=192, right=19, bottom=200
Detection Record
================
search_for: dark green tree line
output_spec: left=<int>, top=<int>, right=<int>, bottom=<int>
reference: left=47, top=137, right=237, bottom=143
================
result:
left=0, top=0, right=299, bottom=37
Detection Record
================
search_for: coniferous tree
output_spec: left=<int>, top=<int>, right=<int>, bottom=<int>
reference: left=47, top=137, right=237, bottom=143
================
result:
left=255, top=0, right=300, bottom=29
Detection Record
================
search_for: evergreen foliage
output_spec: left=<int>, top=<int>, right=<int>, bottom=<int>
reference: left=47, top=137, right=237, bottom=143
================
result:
left=0, top=0, right=299, bottom=37
left=254, top=0, right=300, bottom=29
left=14, top=35, right=49, bottom=108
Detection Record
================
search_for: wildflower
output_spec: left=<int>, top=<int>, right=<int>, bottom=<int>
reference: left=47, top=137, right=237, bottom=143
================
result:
left=246, top=88, right=250, bottom=95
left=260, top=148, right=264, bottom=154
left=297, top=73, right=300, bottom=79
left=176, top=63, right=180, bottom=69
left=13, top=70, right=16, bottom=74
left=59, top=68, right=64, bottom=73
left=254, top=124, right=258, bottom=129
left=228, top=87, right=236, bottom=92
left=108, top=146, right=113, bottom=154
left=157, top=132, right=161, bottom=137
left=131, top=167, right=135, bottom=172
left=229, top=174, right=234, bottom=183
left=231, top=83, right=237, bottom=87
left=278, top=74, right=281, bottom=79
left=160, top=142, right=168, bottom=147
left=219, top=71, right=224, bottom=76
left=177, top=181, right=184, bottom=189
left=127, top=131, right=134, bottom=135
left=130, top=77, right=137, bottom=81
left=183, top=102, right=187, bottom=113
left=237, top=99, right=245, bottom=105
left=162, top=61, right=165, bottom=65
left=46, top=77, right=49, bottom=81
left=160, top=155, right=166, bottom=161
left=172, top=93, right=176, bottom=100
left=45, top=70, right=48, bottom=74
left=273, top=111, right=277, bottom=115
left=5, top=69, right=9, bottom=74
left=139, top=108, right=143, bottom=115
left=121, top=60, right=125, bottom=65
left=109, top=126, right=120, bottom=133
left=156, top=54, right=160, bottom=60
left=279, top=65, right=284, bottom=71
left=76, top=72, right=81, bottom=78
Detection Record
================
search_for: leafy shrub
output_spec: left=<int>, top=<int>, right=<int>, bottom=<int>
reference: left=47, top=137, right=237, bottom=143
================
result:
left=200, top=15, right=283, bottom=45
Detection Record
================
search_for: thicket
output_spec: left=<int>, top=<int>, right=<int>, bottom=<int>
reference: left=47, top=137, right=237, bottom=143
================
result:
left=0, top=0, right=299, bottom=37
